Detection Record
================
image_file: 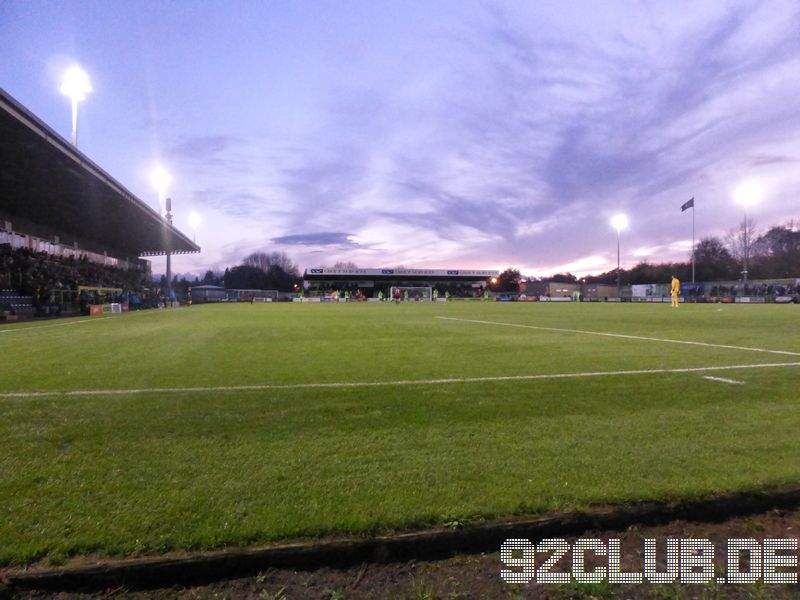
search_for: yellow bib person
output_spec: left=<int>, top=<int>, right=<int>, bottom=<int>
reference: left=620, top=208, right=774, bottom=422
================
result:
left=670, top=276, right=680, bottom=307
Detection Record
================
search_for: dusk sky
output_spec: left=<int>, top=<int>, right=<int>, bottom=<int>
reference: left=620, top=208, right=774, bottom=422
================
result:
left=2, top=1, right=799, bottom=278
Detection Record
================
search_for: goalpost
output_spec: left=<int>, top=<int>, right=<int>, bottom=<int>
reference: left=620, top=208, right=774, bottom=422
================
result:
left=251, top=290, right=279, bottom=302
left=389, top=286, right=432, bottom=301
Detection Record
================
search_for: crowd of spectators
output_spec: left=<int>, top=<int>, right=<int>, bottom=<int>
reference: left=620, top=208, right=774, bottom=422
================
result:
left=0, top=245, right=151, bottom=316
left=709, top=282, right=800, bottom=297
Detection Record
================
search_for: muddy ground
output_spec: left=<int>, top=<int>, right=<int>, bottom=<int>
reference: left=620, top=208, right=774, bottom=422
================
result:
left=9, top=508, right=800, bottom=599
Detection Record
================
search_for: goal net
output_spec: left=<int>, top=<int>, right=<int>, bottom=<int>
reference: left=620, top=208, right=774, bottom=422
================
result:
left=389, top=286, right=432, bottom=301
left=251, top=290, right=279, bottom=302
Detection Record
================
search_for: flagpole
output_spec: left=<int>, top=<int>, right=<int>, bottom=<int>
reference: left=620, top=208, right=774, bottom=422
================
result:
left=692, top=196, right=694, bottom=283
left=681, top=197, right=696, bottom=284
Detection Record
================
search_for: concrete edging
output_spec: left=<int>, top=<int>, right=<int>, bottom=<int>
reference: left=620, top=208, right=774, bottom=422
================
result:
left=5, top=484, right=800, bottom=594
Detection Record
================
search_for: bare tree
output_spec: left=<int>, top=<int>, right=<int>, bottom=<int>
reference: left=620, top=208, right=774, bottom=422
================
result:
left=725, top=218, right=759, bottom=281
left=243, top=251, right=299, bottom=276
left=332, top=261, right=359, bottom=270
left=242, top=252, right=271, bottom=272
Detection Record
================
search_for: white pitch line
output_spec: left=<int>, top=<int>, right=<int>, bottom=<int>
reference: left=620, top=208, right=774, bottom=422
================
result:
left=2, top=361, right=798, bottom=400
left=0, top=316, right=114, bottom=333
left=0, top=309, right=169, bottom=333
left=0, top=308, right=162, bottom=335
left=436, top=316, right=800, bottom=357
left=703, top=376, right=745, bottom=385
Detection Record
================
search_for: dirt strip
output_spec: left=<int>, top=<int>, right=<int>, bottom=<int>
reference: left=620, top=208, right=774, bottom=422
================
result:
left=5, top=484, right=800, bottom=597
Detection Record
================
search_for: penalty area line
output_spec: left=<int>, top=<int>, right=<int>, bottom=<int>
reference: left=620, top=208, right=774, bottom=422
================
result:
left=1, top=362, right=799, bottom=400
left=436, top=316, right=800, bottom=357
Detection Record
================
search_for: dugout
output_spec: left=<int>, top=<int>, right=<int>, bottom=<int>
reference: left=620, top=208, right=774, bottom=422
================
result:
left=303, top=267, right=499, bottom=298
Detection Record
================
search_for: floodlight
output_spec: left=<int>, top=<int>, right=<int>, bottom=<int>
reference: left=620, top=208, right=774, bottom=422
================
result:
left=150, top=165, right=172, bottom=215
left=188, top=210, right=201, bottom=242
left=188, top=211, right=202, bottom=230
left=733, top=180, right=763, bottom=289
left=60, top=65, right=92, bottom=102
left=733, top=180, right=763, bottom=208
left=149, top=166, right=174, bottom=302
left=60, top=65, right=92, bottom=146
left=610, top=213, right=629, bottom=232
left=610, top=214, right=628, bottom=297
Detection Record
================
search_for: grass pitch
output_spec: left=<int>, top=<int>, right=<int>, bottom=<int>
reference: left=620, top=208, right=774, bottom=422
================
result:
left=1, top=301, right=799, bottom=565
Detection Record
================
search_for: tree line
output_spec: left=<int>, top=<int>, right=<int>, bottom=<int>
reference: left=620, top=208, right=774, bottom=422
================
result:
left=492, top=221, right=800, bottom=290
left=223, top=252, right=302, bottom=291
left=164, top=220, right=799, bottom=293
left=168, top=252, right=302, bottom=292
left=589, top=222, right=800, bottom=286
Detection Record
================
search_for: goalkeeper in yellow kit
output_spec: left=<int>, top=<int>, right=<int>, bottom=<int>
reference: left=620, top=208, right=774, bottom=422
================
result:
left=671, top=275, right=680, bottom=307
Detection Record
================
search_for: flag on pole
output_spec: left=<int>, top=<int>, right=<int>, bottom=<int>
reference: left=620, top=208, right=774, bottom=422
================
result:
left=681, top=197, right=694, bottom=212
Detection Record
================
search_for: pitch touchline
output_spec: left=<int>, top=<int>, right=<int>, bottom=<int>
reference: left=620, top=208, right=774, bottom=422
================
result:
left=436, top=316, right=800, bottom=357
left=0, top=308, right=158, bottom=335
left=2, top=362, right=798, bottom=399
left=0, top=316, right=114, bottom=333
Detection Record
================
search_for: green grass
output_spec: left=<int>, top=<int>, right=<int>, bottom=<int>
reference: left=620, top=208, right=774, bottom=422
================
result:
left=1, top=302, right=799, bottom=565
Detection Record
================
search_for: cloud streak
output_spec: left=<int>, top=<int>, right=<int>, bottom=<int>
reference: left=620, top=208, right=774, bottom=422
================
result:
left=272, top=232, right=358, bottom=247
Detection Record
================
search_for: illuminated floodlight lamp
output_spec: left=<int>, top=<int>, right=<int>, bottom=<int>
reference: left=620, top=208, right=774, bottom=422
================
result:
left=733, top=180, right=763, bottom=289
left=610, top=213, right=629, bottom=233
left=188, top=211, right=202, bottom=242
left=188, top=210, right=202, bottom=230
left=59, top=65, right=92, bottom=146
left=609, top=213, right=628, bottom=296
left=733, top=180, right=763, bottom=208
left=149, top=165, right=172, bottom=215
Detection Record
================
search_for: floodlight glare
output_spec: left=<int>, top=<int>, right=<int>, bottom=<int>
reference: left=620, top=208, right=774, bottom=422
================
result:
left=188, top=211, right=202, bottom=230
left=60, top=65, right=92, bottom=102
left=733, top=180, right=763, bottom=208
left=610, top=213, right=629, bottom=232
left=60, top=65, right=92, bottom=146
left=733, top=180, right=763, bottom=289
left=150, top=165, right=172, bottom=201
left=150, top=166, right=175, bottom=300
